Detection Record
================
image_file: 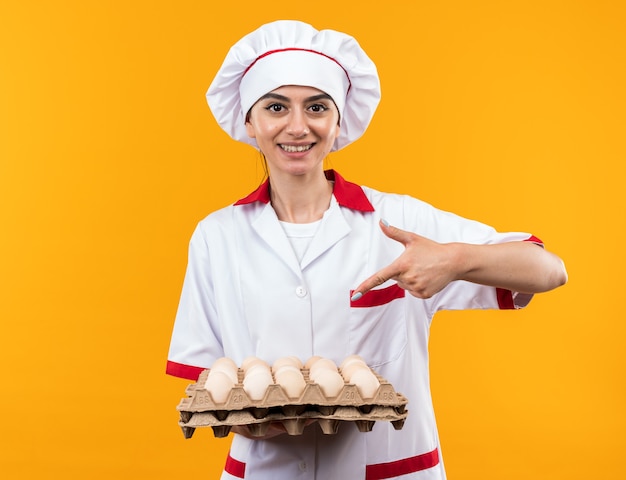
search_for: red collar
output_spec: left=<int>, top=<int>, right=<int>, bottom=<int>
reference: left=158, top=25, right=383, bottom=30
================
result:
left=234, top=170, right=375, bottom=212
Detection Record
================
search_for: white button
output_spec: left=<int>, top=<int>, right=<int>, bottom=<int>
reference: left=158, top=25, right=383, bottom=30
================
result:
left=298, top=461, right=307, bottom=472
left=295, top=286, right=307, bottom=297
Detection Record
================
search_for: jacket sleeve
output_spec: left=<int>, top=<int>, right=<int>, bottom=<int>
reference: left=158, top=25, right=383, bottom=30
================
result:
left=397, top=194, right=541, bottom=314
left=166, top=223, right=224, bottom=380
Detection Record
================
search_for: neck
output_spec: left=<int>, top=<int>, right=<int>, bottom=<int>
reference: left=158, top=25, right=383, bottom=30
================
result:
left=269, top=171, right=333, bottom=223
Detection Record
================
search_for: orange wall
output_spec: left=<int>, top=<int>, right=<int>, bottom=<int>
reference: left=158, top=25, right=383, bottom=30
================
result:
left=1, top=1, right=624, bottom=479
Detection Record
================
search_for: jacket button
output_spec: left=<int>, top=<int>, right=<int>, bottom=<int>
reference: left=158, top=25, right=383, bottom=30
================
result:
left=295, top=286, right=307, bottom=297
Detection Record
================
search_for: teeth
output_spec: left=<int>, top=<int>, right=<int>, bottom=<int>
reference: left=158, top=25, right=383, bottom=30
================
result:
left=280, top=144, right=312, bottom=153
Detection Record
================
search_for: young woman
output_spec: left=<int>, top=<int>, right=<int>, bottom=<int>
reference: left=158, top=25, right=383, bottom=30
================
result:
left=167, top=20, right=567, bottom=480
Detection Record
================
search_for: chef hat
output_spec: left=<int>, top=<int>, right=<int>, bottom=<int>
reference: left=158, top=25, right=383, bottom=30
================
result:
left=206, top=20, right=381, bottom=151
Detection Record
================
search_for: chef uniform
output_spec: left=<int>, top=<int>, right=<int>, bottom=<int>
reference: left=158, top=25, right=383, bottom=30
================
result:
left=166, top=20, right=541, bottom=479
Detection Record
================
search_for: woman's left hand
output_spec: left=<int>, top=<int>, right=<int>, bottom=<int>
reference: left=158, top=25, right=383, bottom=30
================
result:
left=351, top=220, right=460, bottom=300
left=351, top=220, right=568, bottom=301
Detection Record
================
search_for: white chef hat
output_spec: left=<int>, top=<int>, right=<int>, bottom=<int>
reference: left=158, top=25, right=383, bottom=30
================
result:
left=206, top=20, right=381, bottom=151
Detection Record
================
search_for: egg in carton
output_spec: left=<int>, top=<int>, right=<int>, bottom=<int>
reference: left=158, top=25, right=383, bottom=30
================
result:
left=177, top=355, right=408, bottom=439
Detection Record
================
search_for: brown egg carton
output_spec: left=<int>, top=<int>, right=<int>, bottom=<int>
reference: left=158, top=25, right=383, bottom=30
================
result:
left=177, top=368, right=408, bottom=438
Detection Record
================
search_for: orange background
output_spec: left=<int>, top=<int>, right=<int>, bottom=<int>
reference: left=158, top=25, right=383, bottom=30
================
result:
left=1, top=1, right=624, bottom=479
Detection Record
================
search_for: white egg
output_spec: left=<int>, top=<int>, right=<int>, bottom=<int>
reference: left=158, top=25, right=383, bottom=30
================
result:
left=340, top=354, right=366, bottom=366
left=340, top=354, right=368, bottom=371
left=304, top=355, right=322, bottom=369
left=209, top=366, right=238, bottom=385
left=275, top=368, right=306, bottom=399
left=313, top=369, right=345, bottom=398
left=273, top=364, right=301, bottom=376
left=242, top=356, right=270, bottom=373
left=341, top=363, right=369, bottom=382
left=309, top=358, right=338, bottom=379
left=209, top=358, right=239, bottom=384
left=242, top=369, right=273, bottom=401
left=204, top=370, right=235, bottom=404
left=350, top=368, right=381, bottom=399
left=272, top=356, right=303, bottom=373
left=244, top=363, right=272, bottom=380
left=211, top=356, right=238, bottom=370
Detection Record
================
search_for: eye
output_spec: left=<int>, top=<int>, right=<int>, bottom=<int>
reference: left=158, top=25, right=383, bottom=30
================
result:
left=265, top=103, right=285, bottom=113
left=308, top=103, right=328, bottom=113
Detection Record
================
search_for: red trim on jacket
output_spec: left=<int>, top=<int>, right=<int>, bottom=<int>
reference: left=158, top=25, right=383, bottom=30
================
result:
left=365, top=448, right=440, bottom=479
left=234, top=170, right=375, bottom=212
left=225, top=453, right=246, bottom=478
left=526, top=234, right=543, bottom=246
left=496, top=288, right=515, bottom=309
left=350, top=283, right=405, bottom=308
left=165, top=360, right=204, bottom=381
left=224, top=449, right=439, bottom=480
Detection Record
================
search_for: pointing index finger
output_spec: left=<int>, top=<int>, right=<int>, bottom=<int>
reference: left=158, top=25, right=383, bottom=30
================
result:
left=350, top=264, right=400, bottom=301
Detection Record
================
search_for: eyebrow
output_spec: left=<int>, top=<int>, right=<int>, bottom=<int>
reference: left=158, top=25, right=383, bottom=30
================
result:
left=257, top=92, right=334, bottom=103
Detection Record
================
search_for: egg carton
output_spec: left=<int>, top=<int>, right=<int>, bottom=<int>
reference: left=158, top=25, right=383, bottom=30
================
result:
left=177, top=368, right=408, bottom=438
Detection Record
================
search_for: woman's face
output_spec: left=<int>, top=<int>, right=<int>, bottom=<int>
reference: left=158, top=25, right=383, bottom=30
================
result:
left=245, top=85, right=340, bottom=178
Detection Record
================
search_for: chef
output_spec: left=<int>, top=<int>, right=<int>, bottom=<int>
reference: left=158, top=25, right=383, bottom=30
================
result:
left=166, top=20, right=567, bottom=479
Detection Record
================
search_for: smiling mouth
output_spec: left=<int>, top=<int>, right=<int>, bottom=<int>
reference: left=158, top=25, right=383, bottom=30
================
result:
left=279, top=144, right=314, bottom=153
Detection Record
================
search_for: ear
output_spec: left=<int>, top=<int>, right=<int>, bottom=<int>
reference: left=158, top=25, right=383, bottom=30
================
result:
left=333, top=110, right=341, bottom=139
left=333, top=123, right=340, bottom=141
left=245, top=119, right=256, bottom=139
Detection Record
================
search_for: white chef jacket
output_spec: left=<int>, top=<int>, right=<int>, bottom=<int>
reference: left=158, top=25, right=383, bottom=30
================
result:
left=167, top=170, right=540, bottom=480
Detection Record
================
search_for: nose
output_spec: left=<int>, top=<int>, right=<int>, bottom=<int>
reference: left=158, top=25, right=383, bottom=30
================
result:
left=285, top=109, right=310, bottom=137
